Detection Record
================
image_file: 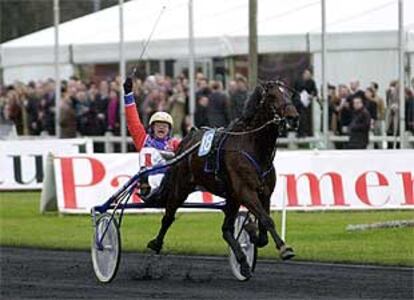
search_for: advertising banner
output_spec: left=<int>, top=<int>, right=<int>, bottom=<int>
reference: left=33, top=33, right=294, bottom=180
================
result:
left=0, top=139, right=92, bottom=190
left=52, top=150, right=414, bottom=213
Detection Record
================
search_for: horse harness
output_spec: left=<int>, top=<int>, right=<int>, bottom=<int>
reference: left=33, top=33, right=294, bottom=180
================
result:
left=200, top=80, right=297, bottom=190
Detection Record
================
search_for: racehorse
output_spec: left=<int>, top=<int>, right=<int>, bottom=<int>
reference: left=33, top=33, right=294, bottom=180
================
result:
left=145, top=81, right=299, bottom=278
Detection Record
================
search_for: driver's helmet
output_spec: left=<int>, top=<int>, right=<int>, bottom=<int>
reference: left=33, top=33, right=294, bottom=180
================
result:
left=149, top=112, right=174, bottom=128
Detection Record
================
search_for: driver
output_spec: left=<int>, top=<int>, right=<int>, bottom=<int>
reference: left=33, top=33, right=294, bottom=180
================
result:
left=123, top=77, right=180, bottom=196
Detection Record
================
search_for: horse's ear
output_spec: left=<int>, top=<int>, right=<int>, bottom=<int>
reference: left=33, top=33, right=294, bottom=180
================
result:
left=257, top=78, right=266, bottom=88
left=251, top=85, right=264, bottom=103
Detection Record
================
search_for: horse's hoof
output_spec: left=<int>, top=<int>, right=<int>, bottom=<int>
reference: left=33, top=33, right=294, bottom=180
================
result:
left=244, top=223, right=258, bottom=244
left=147, top=239, right=163, bottom=254
left=239, top=260, right=252, bottom=279
left=280, top=245, right=295, bottom=261
left=255, top=234, right=268, bottom=248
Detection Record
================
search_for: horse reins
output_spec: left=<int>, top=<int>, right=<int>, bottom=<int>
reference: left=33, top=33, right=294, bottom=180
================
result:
left=221, top=116, right=283, bottom=136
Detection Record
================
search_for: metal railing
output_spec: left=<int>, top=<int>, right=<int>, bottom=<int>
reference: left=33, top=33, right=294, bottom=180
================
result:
left=89, top=131, right=414, bottom=153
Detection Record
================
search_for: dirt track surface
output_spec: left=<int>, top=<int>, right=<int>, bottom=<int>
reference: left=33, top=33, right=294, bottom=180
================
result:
left=1, top=247, right=413, bottom=300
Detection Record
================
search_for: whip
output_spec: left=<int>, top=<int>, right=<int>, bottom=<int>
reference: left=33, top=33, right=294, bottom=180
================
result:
left=129, top=4, right=167, bottom=78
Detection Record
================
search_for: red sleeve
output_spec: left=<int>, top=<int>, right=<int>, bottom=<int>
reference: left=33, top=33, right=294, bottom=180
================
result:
left=171, top=138, right=181, bottom=152
left=125, top=104, right=147, bottom=151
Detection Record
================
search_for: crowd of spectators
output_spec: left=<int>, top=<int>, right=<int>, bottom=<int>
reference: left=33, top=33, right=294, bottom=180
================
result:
left=1, top=70, right=413, bottom=149
left=292, top=69, right=414, bottom=148
left=0, top=72, right=248, bottom=139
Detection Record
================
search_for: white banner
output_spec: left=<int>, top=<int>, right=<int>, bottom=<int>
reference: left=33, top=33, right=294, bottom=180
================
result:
left=0, top=139, right=92, bottom=190
left=52, top=150, right=414, bottom=213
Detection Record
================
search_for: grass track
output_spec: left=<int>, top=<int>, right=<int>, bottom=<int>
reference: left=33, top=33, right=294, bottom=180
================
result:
left=1, top=191, right=413, bottom=266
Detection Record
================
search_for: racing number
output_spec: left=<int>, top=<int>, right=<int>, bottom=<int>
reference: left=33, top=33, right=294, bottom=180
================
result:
left=199, top=131, right=215, bottom=157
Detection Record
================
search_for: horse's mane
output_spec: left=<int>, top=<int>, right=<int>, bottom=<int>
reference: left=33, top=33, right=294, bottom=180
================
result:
left=239, top=86, right=263, bottom=122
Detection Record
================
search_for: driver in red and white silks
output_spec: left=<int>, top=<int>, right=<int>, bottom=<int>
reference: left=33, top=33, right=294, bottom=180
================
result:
left=123, top=78, right=180, bottom=191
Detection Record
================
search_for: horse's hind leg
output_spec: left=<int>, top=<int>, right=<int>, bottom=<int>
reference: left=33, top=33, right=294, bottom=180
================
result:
left=242, top=192, right=295, bottom=260
left=222, top=202, right=252, bottom=279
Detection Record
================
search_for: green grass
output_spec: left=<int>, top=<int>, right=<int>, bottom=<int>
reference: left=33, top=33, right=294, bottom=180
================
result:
left=1, top=191, right=413, bottom=266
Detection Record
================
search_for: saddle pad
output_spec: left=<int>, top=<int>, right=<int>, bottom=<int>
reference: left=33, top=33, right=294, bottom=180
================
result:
left=198, top=129, right=215, bottom=157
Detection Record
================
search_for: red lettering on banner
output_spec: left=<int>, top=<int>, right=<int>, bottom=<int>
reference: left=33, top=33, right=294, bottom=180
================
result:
left=111, top=174, right=141, bottom=203
left=397, top=172, right=414, bottom=205
left=355, top=171, right=389, bottom=206
left=60, top=157, right=106, bottom=209
left=280, top=172, right=346, bottom=207
left=202, top=192, right=213, bottom=203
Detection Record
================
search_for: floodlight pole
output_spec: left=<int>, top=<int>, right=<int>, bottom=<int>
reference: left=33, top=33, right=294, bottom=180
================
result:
left=398, top=0, right=406, bottom=148
left=248, top=0, right=258, bottom=90
left=188, top=0, right=195, bottom=125
left=119, top=0, right=127, bottom=152
left=321, top=0, right=328, bottom=149
left=54, top=0, right=61, bottom=138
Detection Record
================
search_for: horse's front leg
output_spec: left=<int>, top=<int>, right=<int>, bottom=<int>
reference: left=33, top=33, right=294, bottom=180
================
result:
left=242, top=191, right=295, bottom=261
left=147, top=185, right=191, bottom=254
left=221, top=202, right=252, bottom=279
left=255, top=172, right=276, bottom=248
left=147, top=208, right=177, bottom=254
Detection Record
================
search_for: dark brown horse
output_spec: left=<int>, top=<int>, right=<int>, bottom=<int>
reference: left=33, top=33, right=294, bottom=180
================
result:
left=146, top=81, right=299, bottom=278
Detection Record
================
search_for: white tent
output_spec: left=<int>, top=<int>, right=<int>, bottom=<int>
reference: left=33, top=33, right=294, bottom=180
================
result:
left=1, top=0, right=414, bottom=85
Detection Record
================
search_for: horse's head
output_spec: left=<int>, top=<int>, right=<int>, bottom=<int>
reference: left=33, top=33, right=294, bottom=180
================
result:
left=260, top=80, right=299, bottom=131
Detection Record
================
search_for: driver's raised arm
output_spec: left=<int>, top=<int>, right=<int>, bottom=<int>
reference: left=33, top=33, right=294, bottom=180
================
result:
left=123, top=77, right=147, bottom=151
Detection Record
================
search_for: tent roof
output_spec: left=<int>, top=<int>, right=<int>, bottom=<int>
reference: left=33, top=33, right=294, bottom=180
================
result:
left=3, top=0, right=414, bottom=48
left=1, top=0, right=414, bottom=68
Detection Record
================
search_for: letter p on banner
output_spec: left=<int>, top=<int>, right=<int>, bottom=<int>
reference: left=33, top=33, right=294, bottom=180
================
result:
left=56, top=156, right=106, bottom=210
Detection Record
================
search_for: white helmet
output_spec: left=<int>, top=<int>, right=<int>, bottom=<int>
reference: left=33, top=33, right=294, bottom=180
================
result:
left=149, top=112, right=174, bottom=128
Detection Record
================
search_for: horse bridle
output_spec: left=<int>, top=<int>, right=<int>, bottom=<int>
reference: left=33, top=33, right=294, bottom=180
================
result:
left=222, top=80, right=296, bottom=137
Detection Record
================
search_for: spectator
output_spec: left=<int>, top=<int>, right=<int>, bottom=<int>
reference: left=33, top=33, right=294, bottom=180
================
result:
left=107, top=90, right=120, bottom=135
left=364, top=87, right=378, bottom=127
left=169, top=82, right=187, bottom=136
left=26, top=82, right=42, bottom=135
left=195, top=96, right=209, bottom=127
left=328, top=85, right=339, bottom=133
left=294, top=69, right=317, bottom=137
left=207, top=81, right=230, bottom=128
left=95, top=80, right=110, bottom=131
left=369, top=82, right=386, bottom=136
left=59, top=93, right=77, bottom=138
left=347, top=97, right=371, bottom=149
left=337, top=84, right=351, bottom=132
left=405, top=88, right=414, bottom=134
left=229, top=76, right=248, bottom=120
left=5, top=88, right=23, bottom=134
left=386, top=80, right=400, bottom=136
left=195, top=77, right=211, bottom=101
left=347, top=80, right=365, bottom=103
left=370, top=82, right=385, bottom=121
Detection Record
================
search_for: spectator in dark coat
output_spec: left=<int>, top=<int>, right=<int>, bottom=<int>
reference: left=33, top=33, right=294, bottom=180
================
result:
left=405, top=88, right=414, bottom=134
left=107, top=90, right=120, bottom=135
left=347, top=97, right=371, bottom=149
left=229, top=76, right=248, bottom=120
left=364, top=87, right=378, bottom=131
left=59, top=94, right=77, bottom=138
left=347, top=80, right=365, bottom=103
left=195, top=78, right=211, bottom=101
left=194, top=96, right=209, bottom=127
left=294, top=69, right=317, bottom=137
left=207, top=81, right=230, bottom=128
left=95, top=80, right=110, bottom=130
left=25, top=83, right=41, bottom=135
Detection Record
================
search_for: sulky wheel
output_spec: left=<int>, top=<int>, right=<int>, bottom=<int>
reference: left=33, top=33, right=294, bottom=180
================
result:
left=91, top=213, right=121, bottom=283
left=228, top=211, right=258, bottom=281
